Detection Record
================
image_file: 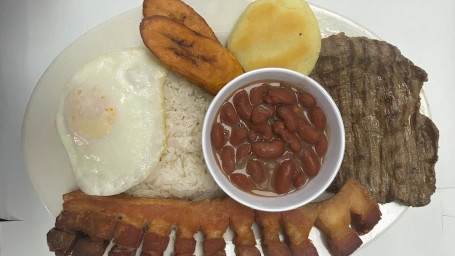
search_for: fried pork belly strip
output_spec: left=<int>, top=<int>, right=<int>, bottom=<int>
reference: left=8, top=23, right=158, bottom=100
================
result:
left=47, top=179, right=380, bottom=256
left=254, top=179, right=380, bottom=256
left=143, top=0, right=220, bottom=43
left=50, top=192, right=256, bottom=256
left=310, top=180, right=382, bottom=256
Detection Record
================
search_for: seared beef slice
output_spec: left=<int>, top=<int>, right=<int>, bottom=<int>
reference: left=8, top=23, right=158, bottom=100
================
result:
left=310, top=33, right=439, bottom=206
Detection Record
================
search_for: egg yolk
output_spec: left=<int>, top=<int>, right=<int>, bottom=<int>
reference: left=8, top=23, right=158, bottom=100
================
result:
left=65, top=86, right=116, bottom=139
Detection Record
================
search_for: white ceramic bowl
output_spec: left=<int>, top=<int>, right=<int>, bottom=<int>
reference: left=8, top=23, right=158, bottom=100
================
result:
left=202, top=68, right=345, bottom=212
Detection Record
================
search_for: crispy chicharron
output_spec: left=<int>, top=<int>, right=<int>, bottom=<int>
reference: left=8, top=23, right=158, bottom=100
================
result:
left=47, top=179, right=381, bottom=256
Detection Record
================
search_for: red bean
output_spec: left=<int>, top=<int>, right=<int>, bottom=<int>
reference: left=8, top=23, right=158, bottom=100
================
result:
left=275, top=160, right=296, bottom=194
left=233, top=90, right=253, bottom=120
left=264, top=87, right=297, bottom=105
left=301, top=147, right=321, bottom=177
left=251, top=104, right=274, bottom=124
left=220, top=102, right=240, bottom=126
left=248, top=130, right=260, bottom=142
left=246, top=159, right=265, bottom=184
left=221, top=146, right=235, bottom=175
left=250, top=84, right=269, bottom=105
left=230, top=173, right=255, bottom=190
left=276, top=106, right=299, bottom=132
left=251, top=140, right=285, bottom=159
left=292, top=106, right=304, bottom=116
left=249, top=122, right=274, bottom=141
left=315, top=134, right=328, bottom=157
left=309, top=106, right=326, bottom=130
left=293, top=171, right=308, bottom=188
left=230, top=126, right=249, bottom=146
left=297, top=91, right=316, bottom=108
left=211, top=123, right=225, bottom=150
left=296, top=118, right=321, bottom=144
left=236, top=144, right=251, bottom=168
left=213, top=81, right=329, bottom=196
left=271, top=121, right=301, bottom=152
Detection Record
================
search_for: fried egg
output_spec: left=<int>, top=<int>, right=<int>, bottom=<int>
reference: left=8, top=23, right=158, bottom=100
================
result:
left=56, top=47, right=168, bottom=196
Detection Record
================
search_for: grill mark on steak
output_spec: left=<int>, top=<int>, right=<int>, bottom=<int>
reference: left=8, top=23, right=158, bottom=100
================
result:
left=309, top=33, right=438, bottom=206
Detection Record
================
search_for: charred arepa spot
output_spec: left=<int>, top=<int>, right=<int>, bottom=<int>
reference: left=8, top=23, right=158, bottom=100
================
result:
left=309, top=33, right=439, bottom=206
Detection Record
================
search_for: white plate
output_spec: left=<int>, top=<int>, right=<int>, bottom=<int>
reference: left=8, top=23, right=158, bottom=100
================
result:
left=22, top=0, right=423, bottom=254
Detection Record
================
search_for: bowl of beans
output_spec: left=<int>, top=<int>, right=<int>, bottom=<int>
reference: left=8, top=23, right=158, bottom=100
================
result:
left=202, top=68, right=345, bottom=212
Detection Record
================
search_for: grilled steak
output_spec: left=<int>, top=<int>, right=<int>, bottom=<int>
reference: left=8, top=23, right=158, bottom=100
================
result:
left=309, top=33, right=439, bottom=206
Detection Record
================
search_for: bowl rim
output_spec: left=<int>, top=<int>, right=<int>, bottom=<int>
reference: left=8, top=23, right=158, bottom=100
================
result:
left=202, top=67, right=345, bottom=212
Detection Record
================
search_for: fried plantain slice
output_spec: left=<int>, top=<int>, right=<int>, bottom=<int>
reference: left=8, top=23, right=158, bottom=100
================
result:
left=143, top=0, right=219, bottom=43
left=140, top=16, right=244, bottom=95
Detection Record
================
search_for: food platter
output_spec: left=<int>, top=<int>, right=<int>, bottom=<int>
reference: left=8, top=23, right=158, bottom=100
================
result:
left=22, top=0, right=430, bottom=254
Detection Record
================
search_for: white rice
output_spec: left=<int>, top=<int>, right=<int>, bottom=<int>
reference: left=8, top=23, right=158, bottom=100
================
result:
left=126, top=72, right=224, bottom=200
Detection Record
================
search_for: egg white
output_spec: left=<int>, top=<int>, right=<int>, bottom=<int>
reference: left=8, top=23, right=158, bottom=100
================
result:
left=56, top=47, right=168, bottom=196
